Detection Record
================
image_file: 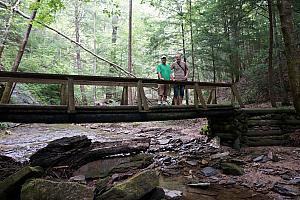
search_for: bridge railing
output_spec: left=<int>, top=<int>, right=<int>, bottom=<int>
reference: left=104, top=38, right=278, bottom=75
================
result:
left=0, top=71, right=244, bottom=112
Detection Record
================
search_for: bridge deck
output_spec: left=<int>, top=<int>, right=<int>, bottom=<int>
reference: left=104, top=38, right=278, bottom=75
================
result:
left=0, top=104, right=237, bottom=123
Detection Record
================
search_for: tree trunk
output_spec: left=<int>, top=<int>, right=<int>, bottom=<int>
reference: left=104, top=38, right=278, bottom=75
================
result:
left=274, top=4, right=290, bottom=105
left=268, top=0, right=277, bottom=107
left=128, top=0, right=133, bottom=105
left=277, top=0, right=300, bottom=113
left=1, top=0, right=40, bottom=104
left=189, top=0, right=195, bottom=81
left=74, top=0, right=87, bottom=105
left=0, top=0, right=20, bottom=60
left=93, top=0, right=97, bottom=104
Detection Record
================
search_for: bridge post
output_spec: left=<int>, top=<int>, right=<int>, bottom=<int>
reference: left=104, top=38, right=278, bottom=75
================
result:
left=67, top=78, right=75, bottom=112
left=137, top=80, right=149, bottom=111
left=194, top=83, right=207, bottom=109
left=60, top=83, right=68, bottom=105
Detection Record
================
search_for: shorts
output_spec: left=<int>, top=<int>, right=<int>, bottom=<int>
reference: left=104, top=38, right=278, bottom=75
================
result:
left=158, top=84, right=170, bottom=97
left=174, top=84, right=185, bottom=97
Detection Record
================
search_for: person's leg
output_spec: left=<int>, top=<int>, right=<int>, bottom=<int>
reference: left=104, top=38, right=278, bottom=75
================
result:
left=179, top=85, right=185, bottom=105
left=158, top=84, right=164, bottom=105
left=163, top=84, right=170, bottom=105
left=173, top=84, right=179, bottom=105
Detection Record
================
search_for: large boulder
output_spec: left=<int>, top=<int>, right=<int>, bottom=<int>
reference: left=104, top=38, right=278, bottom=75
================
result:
left=0, top=166, right=43, bottom=200
left=74, top=154, right=154, bottom=179
left=96, top=170, right=159, bottom=200
left=21, top=179, right=94, bottom=200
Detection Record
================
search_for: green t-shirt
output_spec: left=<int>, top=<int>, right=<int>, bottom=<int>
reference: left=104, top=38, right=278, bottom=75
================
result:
left=156, top=64, right=172, bottom=80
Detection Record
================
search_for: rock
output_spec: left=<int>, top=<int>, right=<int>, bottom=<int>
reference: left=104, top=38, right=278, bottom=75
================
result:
left=230, top=159, right=246, bottom=165
left=201, top=167, right=218, bottom=177
left=201, top=159, right=209, bottom=165
left=21, top=178, right=94, bottom=200
left=289, top=177, right=300, bottom=185
left=272, top=183, right=300, bottom=196
left=74, top=156, right=131, bottom=179
left=141, top=187, right=165, bottom=200
left=110, top=154, right=154, bottom=174
left=0, top=166, right=44, bottom=200
left=188, top=182, right=210, bottom=188
left=221, top=163, right=244, bottom=176
left=158, top=139, right=170, bottom=145
left=96, top=170, right=159, bottom=200
left=163, top=189, right=183, bottom=200
left=210, top=152, right=229, bottom=159
left=185, top=160, right=198, bottom=166
left=0, top=155, right=22, bottom=180
left=74, top=154, right=153, bottom=179
left=69, top=175, right=86, bottom=184
left=29, top=136, right=91, bottom=168
left=95, top=176, right=112, bottom=196
left=253, top=155, right=264, bottom=162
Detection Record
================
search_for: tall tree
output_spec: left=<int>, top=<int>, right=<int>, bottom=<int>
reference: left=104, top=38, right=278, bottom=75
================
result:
left=268, top=0, right=277, bottom=107
left=128, top=0, right=133, bottom=104
left=277, top=0, right=300, bottom=112
left=74, top=0, right=87, bottom=105
left=1, top=0, right=41, bottom=104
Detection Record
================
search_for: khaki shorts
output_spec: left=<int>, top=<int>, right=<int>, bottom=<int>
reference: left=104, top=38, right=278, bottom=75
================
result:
left=158, top=84, right=170, bottom=97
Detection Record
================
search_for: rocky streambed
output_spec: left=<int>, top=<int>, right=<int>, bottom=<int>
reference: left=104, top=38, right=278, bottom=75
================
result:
left=0, top=119, right=300, bottom=199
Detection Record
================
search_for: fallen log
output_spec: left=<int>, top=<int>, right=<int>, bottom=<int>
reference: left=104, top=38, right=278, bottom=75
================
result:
left=245, top=139, right=288, bottom=147
left=30, top=136, right=151, bottom=169
left=243, top=130, right=285, bottom=137
left=248, top=120, right=300, bottom=126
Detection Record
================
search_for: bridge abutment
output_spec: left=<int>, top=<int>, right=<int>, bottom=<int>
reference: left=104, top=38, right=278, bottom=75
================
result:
left=208, top=109, right=300, bottom=148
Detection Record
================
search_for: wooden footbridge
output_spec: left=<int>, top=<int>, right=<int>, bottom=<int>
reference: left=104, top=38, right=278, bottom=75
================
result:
left=0, top=71, right=244, bottom=123
left=1, top=71, right=299, bottom=148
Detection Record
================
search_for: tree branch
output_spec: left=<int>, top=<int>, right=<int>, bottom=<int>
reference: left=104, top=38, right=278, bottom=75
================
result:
left=0, top=0, right=136, bottom=78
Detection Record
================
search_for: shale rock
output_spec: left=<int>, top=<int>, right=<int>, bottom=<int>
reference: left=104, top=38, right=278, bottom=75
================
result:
left=221, top=163, right=244, bottom=176
left=21, top=178, right=94, bottom=200
left=96, top=170, right=159, bottom=200
left=0, top=166, right=43, bottom=200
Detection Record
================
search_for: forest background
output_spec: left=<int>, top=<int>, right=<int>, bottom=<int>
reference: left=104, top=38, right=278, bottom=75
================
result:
left=0, top=0, right=299, bottom=108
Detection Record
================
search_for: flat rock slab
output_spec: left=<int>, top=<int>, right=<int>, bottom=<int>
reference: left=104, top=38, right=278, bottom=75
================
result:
left=0, top=166, right=43, bottom=200
left=21, top=178, right=94, bottom=200
left=96, top=170, right=159, bottom=200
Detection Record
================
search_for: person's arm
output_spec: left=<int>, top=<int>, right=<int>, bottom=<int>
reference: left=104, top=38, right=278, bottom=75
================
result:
left=184, top=63, right=189, bottom=80
left=157, top=65, right=164, bottom=80
left=170, top=64, right=175, bottom=81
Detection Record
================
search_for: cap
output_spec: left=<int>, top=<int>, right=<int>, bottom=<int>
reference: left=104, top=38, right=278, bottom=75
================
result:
left=161, top=55, right=167, bottom=59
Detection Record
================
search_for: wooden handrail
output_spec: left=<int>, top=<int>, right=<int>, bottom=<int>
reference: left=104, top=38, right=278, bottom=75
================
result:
left=0, top=71, right=244, bottom=109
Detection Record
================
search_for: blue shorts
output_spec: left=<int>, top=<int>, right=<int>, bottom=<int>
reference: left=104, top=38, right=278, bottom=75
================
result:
left=174, top=84, right=185, bottom=97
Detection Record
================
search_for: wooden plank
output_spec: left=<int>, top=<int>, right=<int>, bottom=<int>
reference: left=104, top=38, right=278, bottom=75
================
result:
left=231, top=84, right=244, bottom=108
left=195, top=83, right=207, bottom=109
left=138, top=81, right=149, bottom=111
left=137, top=81, right=142, bottom=111
left=67, top=78, right=75, bottom=112
left=0, top=71, right=233, bottom=87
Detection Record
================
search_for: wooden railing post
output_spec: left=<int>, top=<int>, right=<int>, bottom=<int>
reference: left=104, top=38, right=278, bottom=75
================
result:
left=60, top=83, right=68, bottom=105
left=137, top=80, right=149, bottom=111
left=121, top=86, right=129, bottom=105
left=67, top=78, right=75, bottom=112
left=231, top=84, right=245, bottom=108
left=195, top=83, right=207, bottom=109
left=194, top=83, right=199, bottom=109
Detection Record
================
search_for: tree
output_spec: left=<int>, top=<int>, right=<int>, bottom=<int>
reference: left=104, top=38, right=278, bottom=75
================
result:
left=277, top=0, right=300, bottom=112
left=1, top=0, right=41, bottom=104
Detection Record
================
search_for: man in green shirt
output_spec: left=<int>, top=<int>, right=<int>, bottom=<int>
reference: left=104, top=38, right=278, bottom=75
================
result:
left=157, top=55, right=172, bottom=105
